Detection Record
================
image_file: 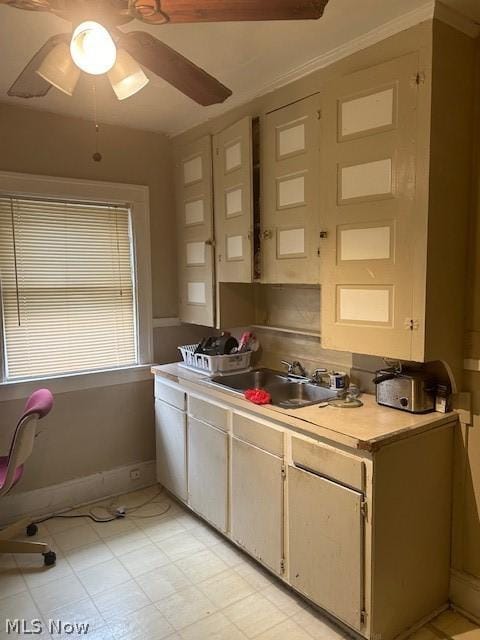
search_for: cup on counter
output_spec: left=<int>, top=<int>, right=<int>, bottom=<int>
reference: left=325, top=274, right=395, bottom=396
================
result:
left=328, top=371, right=348, bottom=391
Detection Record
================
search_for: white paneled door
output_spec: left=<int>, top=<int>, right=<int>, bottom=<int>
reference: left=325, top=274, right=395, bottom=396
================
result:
left=175, top=135, right=215, bottom=326
left=261, top=94, right=322, bottom=284
left=213, top=117, right=254, bottom=283
left=320, top=53, right=419, bottom=359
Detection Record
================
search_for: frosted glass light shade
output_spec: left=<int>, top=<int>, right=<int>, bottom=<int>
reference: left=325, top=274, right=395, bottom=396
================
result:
left=36, top=42, right=81, bottom=96
left=108, top=49, right=149, bottom=100
left=70, top=21, right=116, bottom=75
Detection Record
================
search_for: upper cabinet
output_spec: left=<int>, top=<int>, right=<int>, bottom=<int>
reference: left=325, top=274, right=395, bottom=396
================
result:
left=175, top=135, right=215, bottom=326
left=320, top=53, right=419, bottom=360
left=213, top=117, right=254, bottom=283
left=261, top=94, right=322, bottom=284
left=172, top=23, right=474, bottom=374
left=320, top=24, right=474, bottom=375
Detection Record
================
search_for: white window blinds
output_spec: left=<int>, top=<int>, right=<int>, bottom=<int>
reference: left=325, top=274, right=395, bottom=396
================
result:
left=0, top=196, right=137, bottom=380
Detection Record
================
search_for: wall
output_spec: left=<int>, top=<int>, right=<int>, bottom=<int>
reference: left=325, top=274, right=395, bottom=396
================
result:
left=0, top=104, right=177, bottom=494
left=454, top=36, right=480, bottom=585
left=0, top=380, right=154, bottom=494
left=0, top=102, right=176, bottom=318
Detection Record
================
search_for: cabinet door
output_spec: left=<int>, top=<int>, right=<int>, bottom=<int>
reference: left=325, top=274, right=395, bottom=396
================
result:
left=261, top=94, right=321, bottom=284
left=155, top=400, right=187, bottom=502
left=175, top=135, right=215, bottom=326
left=188, top=417, right=228, bottom=532
left=231, top=437, right=283, bottom=574
left=288, top=465, right=363, bottom=630
left=320, top=53, right=419, bottom=359
left=214, top=117, right=254, bottom=283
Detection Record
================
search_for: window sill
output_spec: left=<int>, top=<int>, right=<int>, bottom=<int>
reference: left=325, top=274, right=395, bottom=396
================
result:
left=0, top=365, right=154, bottom=402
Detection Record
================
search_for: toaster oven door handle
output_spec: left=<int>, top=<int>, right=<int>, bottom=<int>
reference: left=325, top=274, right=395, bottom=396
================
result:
left=372, top=372, right=397, bottom=385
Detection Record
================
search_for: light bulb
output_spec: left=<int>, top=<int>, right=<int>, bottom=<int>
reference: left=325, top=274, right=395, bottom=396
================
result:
left=70, top=21, right=117, bottom=75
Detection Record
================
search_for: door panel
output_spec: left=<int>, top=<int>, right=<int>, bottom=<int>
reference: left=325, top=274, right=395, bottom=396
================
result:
left=175, top=135, right=215, bottom=326
left=188, top=417, right=228, bottom=532
left=261, top=94, right=321, bottom=284
left=231, top=437, right=283, bottom=574
left=320, top=53, right=419, bottom=359
left=288, top=465, right=363, bottom=630
left=214, top=117, right=254, bottom=283
left=155, top=400, right=187, bottom=501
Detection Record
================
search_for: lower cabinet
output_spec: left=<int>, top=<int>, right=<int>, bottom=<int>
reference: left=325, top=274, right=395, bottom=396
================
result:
left=187, top=416, right=229, bottom=532
left=288, top=465, right=364, bottom=630
left=154, top=399, right=188, bottom=502
left=154, top=376, right=454, bottom=640
left=231, top=437, right=284, bottom=574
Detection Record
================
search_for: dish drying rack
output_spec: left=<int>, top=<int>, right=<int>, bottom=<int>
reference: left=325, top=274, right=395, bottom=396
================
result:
left=178, top=344, right=252, bottom=376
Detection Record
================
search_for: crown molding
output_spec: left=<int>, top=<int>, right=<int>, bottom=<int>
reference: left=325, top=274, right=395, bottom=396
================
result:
left=434, top=1, right=480, bottom=38
left=250, top=1, right=436, bottom=99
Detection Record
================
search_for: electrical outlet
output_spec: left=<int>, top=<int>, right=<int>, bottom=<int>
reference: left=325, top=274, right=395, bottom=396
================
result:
left=130, top=469, right=141, bottom=481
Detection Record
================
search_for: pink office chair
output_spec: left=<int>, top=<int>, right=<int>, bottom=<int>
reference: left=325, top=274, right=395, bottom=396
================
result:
left=0, top=389, right=56, bottom=566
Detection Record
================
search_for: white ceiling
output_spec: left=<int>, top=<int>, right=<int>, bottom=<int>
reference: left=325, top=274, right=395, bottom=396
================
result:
left=0, top=0, right=478, bottom=137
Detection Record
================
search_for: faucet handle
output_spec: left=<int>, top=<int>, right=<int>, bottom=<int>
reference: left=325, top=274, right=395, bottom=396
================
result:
left=311, top=368, right=328, bottom=383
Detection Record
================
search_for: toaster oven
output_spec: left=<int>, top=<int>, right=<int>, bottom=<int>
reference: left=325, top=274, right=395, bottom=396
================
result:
left=373, top=369, right=435, bottom=414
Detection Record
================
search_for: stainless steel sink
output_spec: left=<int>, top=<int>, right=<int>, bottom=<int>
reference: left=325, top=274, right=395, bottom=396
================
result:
left=208, top=368, right=337, bottom=408
left=210, top=368, right=289, bottom=391
left=268, top=382, right=336, bottom=408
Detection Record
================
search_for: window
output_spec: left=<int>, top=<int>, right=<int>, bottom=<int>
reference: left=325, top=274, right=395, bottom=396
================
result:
left=0, top=173, right=152, bottom=384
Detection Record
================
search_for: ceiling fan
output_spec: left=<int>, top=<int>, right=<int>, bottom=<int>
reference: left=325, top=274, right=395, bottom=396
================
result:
left=2, top=0, right=330, bottom=105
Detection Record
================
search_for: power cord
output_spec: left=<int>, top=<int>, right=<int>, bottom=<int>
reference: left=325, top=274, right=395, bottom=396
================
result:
left=31, top=486, right=171, bottom=526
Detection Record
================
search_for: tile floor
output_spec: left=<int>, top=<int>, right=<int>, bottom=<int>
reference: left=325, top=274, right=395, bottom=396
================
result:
left=0, top=485, right=479, bottom=640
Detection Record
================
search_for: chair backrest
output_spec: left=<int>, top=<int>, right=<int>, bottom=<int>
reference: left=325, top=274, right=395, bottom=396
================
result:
left=0, top=389, right=53, bottom=497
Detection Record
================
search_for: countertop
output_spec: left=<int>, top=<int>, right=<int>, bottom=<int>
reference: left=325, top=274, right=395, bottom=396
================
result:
left=151, top=363, right=458, bottom=452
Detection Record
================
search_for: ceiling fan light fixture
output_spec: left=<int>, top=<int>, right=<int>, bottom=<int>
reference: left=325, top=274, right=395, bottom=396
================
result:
left=108, top=48, right=149, bottom=100
left=36, top=41, right=81, bottom=96
left=70, top=21, right=117, bottom=75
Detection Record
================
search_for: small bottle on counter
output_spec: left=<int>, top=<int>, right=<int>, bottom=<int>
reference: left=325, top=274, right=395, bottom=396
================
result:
left=435, top=384, right=452, bottom=413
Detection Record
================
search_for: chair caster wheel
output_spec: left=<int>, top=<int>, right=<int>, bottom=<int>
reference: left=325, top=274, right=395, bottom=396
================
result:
left=26, top=523, right=38, bottom=537
left=43, top=551, right=56, bottom=566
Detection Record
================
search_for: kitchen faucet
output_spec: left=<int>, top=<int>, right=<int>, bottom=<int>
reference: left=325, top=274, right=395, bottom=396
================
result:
left=280, top=360, right=307, bottom=378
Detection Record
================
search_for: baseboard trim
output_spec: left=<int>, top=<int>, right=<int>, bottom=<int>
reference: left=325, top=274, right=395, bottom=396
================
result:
left=450, top=569, right=480, bottom=620
left=0, top=460, right=156, bottom=526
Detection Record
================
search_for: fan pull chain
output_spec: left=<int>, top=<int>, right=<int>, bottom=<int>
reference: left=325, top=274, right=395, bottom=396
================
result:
left=9, top=198, right=21, bottom=327
left=92, top=80, right=103, bottom=163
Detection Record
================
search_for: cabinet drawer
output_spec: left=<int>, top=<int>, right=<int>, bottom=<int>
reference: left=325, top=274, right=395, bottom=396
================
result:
left=232, top=413, right=284, bottom=457
left=188, top=396, right=229, bottom=432
left=154, top=377, right=186, bottom=411
left=291, top=436, right=364, bottom=492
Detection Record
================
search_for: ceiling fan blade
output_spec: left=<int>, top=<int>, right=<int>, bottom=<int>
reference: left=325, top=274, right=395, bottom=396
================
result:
left=130, top=0, right=329, bottom=24
left=0, top=0, right=53, bottom=11
left=8, top=33, right=70, bottom=99
left=117, top=31, right=232, bottom=106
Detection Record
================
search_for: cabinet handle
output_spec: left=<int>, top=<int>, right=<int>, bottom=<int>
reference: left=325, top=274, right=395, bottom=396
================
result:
left=262, top=229, right=273, bottom=240
left=319, top=231, right=328, bottom=239
left=205, top=239, right=215, bottom=247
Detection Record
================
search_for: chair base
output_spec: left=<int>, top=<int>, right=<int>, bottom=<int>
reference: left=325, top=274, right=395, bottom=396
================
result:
left=0, top=539, right=49, bottom=554
left=0, top=517, right=56, bottom=565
